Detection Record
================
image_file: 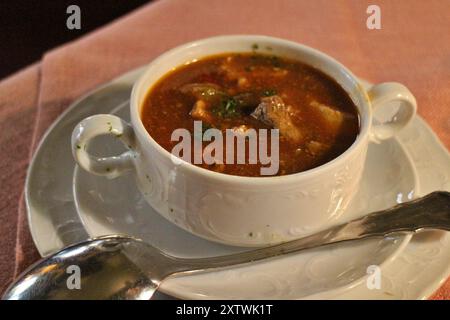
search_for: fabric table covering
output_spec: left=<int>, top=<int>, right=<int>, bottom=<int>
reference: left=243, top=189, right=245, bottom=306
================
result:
left=0, top=0, right=449, bottom=298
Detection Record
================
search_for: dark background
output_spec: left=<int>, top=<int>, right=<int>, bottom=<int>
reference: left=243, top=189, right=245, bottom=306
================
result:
left=0, top=0, right=152, bottom=79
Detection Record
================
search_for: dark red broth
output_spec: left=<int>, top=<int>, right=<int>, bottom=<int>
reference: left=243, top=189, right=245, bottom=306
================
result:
left=141, top=52, right=359, bottom=177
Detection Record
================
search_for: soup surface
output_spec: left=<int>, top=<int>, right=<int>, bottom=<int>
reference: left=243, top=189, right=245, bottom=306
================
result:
left=141, top=52, right=359, bottom=176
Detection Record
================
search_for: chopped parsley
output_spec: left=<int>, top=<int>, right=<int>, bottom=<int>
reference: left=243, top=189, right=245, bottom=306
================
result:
left=213, top=96, right=239, bottom=118
left=262, top=88, right=277, bottom=96
left=269, top=55, right=281, bottom=67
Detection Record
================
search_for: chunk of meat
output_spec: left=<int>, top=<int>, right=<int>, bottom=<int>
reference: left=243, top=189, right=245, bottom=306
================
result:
left=180, top=83, right=226, bottom=105
left=310, top=100, right=356, bottom=133
left=182, top=83, right=227, bottom=123
left=233, top=92, right=260, bottom=114
left=251, top=96, right=303, bottom=143
left=189, top=100, right=213, bottom=123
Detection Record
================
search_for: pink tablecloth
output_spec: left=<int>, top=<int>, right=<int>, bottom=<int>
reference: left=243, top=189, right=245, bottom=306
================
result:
left=0, top=0, right=449, bottom=299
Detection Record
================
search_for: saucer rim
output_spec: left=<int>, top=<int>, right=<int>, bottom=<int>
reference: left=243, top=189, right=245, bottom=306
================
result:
left=24, top=65, right=449, bottom=299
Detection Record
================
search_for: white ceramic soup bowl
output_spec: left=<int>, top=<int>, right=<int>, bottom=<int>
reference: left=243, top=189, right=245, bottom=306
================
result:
left=72, top=35, right=416, bottom=247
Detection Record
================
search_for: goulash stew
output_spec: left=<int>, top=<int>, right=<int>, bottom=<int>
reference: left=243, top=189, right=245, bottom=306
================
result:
left=141, top=52, right=359, bottom=177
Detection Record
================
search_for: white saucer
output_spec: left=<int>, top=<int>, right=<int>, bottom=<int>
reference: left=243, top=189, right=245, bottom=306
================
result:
left=25, top=67, right=450, bottom=299
left=74, top=99, right=415, bottom=299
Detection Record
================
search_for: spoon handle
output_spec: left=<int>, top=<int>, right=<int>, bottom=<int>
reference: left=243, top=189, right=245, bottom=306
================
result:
left=173, top=191, right=450, bottom=273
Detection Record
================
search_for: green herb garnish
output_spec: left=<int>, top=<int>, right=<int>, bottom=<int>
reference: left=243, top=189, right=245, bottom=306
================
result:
left=269, top=55, right=281, bottom=67
left=213, top=96, right=239, bottom=118
left=262, top=89, right=277, bottom=96
left=224, top=97, right=237, bottom=112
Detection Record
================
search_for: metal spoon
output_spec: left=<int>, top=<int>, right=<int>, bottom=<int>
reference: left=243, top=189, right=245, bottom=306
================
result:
left=3, top=191, right=450, bottom=300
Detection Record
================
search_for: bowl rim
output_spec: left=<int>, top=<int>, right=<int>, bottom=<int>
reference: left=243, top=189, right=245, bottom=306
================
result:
left=130, top=35, right=372, bottom=185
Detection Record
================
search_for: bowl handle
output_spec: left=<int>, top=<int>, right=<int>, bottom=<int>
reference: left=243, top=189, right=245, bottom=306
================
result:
left=367, top=82, right=417, bottom=143
left=71, top=114, right=136, bottom=179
